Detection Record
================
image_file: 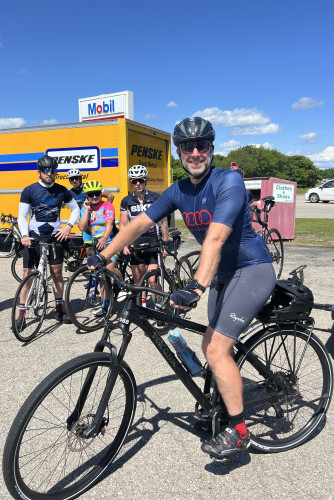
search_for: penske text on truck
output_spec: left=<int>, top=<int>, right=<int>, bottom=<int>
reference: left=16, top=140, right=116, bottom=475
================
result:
left=0, top=118, right=171, bottom=229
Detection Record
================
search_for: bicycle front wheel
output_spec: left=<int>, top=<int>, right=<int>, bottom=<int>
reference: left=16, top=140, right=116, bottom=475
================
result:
left=3, top=352, right=137, bottom=500
left=236, top=324, right=333, bottom=452
left=11, top=271, right=48, bottom=342
left=0, top=228, right=16, bottom=257
left=65, top=265, right=114, bottom=332
left=138, top=268, right=179, bottom=335
left=265, top=228, right=284, bottom=279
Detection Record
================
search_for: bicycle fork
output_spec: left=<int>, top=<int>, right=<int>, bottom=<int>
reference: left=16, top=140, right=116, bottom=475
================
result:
left=66, top=342, right=121, bottom=439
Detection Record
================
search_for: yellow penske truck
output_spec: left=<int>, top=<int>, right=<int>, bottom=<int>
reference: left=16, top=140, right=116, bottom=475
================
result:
left=0, top=118, right=171, bottom=230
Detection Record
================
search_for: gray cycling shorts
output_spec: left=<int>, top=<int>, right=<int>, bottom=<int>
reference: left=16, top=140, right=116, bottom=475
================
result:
left=208, top=262, right=276, bottom=340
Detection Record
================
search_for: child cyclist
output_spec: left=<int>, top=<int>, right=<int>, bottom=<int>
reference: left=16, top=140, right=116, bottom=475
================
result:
left=78, top=180, right=122, bottom=316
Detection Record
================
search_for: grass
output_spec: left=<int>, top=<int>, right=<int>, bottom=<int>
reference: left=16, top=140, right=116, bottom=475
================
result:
left=173, top=217, right=334, bottom=246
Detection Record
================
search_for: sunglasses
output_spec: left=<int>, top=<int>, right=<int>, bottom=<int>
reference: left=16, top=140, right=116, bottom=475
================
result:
left=40, top=167, right=57, bottom=174
left=180, top=140, right=211, bottom=154
left=69, top=176, right=81, bottom=181
left=131, top=178, right=146, bottom=184
left=87, top=191, right=102, bottom=198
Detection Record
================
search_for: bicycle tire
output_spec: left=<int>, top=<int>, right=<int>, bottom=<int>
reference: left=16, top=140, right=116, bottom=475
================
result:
left=11, top=251, right=53, bottom=283
left=182, top=250, right=200, bottom=276
left=65, top=265, right=114, bottom=332
left=0, top=228, right=16, bottom=258
left=177, top=256, right=194, bottom=288
left=235, top=324, right=333, bottom=452
left=265, top=228, right=284, bottom=279
left=11, top=271, right=48, bottom=342
left=137, top=268, right=178, bottom=335
left=2, top=352, right=137, bottom=500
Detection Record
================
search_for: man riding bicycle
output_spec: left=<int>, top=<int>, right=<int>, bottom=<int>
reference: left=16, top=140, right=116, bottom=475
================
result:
left=87, top=117, right=275, bottom=458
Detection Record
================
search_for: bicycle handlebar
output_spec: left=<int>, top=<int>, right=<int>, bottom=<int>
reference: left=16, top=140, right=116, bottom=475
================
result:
left=94, top=267, right=198, bottom=308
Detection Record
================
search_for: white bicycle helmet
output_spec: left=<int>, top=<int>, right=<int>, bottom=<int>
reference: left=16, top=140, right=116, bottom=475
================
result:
left=67, top=168, right=82, bottom=179
left=127, top=165, right=148, bottom=179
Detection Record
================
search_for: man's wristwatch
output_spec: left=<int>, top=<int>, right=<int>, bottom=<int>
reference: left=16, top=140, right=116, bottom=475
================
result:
left=67, top=223, right=73, bottom=228
left=188, top=279, right=206, bottom=293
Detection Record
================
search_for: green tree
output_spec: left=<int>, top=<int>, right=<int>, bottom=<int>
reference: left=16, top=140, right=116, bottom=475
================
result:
left=171, top=155, right=187, bottom=182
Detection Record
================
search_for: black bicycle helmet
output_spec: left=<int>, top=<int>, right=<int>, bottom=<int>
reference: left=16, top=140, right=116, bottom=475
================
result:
left=172, top=117, right=215, bottom=147
left=257, top=279, right=314, bottom=323
left=37, top=155, right=58, bottom=170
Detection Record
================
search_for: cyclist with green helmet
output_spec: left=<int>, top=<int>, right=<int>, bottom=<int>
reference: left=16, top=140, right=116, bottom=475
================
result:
left=78, top=180, right=121, bottom=316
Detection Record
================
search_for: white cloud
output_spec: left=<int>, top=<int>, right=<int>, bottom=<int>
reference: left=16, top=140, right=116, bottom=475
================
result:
left=192, top=107, right=280, bottom=136
left=166, top=100, right=178, bottom=108
left=216, top=140, right=240, bottom=155
left=231, top=123, right=280, bottom=136
left=0, top=118, right=25, bottom=129
left=41, top=119, right=58, bottom=125
left=144, top=113, right=157, bottom=120
left=308, top=146, right=334, bottom=164
left=298, top=132, right=319, bottom=144
left=250, top=142, right=274, bottom=149
left=291, top=97, right=324, bottom=110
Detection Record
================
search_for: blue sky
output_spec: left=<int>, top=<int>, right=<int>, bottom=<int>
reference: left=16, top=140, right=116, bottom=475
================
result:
left=1, top=0, right=333, bottom=168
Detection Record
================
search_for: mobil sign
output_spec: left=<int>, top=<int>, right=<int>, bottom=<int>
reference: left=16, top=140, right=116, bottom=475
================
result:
left=78, top=91, right=134, bottom=122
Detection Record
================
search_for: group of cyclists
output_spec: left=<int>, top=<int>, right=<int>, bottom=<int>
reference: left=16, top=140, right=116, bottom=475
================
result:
left=16, top=116, right=276, bottom=459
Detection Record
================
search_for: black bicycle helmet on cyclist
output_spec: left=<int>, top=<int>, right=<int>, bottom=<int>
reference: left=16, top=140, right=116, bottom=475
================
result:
left=257, top=279, right=314, bottom=323
left=37, top=155, right=58, bottom=170
left=172, top=117, right=215, bottom=147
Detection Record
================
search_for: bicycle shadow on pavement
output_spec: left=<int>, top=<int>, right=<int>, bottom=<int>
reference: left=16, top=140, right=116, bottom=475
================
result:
left=96, top=372, right=251, bottom=489
left=315, top=323, right=334, bottom=360
left=0, top=297, right=14, bottom=312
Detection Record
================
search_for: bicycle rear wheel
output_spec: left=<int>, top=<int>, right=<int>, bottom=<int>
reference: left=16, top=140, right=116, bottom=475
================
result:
left=11, top=271, right=48, bottom=342
left=265, top=228, right=284, bottom=279
left=0, top=228, right=16, bottom=257
left=2, top=352, right=137, bottom=500
left=182, top=250, right=200, bottom=276
left=177, top=256, right=194, bottom=288
left=137, top=268, right=179, bottom=335
left=236, top=324, right=333, bottom=452
left=65, top=265, right=114, bottom=332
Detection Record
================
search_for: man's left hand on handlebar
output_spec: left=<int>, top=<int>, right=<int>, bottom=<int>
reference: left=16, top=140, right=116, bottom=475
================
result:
left=170, top=289, right=201, bottom=309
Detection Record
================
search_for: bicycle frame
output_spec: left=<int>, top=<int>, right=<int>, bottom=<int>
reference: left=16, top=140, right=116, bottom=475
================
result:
left=24, top=243, right=49, bottom=311
left=69, top=279, right=297, bottom=440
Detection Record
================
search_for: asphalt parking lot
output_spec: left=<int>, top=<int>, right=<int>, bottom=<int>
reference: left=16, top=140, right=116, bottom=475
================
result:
left=0, top=240, right=333, bottom=500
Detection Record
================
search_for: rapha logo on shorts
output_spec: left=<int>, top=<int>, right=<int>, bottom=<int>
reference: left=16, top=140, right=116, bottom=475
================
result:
left=229, top=313, right=245, bottom=323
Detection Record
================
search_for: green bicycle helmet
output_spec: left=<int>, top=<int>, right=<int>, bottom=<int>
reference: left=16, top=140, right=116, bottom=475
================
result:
left=83, top=180, right=103, bottom=193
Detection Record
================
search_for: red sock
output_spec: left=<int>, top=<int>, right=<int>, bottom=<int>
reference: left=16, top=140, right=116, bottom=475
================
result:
left=234, top=422, right=248, bottom=439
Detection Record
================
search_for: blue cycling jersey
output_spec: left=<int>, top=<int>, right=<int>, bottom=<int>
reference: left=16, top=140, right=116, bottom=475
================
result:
left=69, top=185, right=86, bottom=210
left=20, top=182, right=73, bottom=237
left=145, top=167, right=272, bottom=273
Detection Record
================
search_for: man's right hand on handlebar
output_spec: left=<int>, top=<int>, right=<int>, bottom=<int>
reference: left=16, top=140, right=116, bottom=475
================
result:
left=87, top=254, right=107, bottom=270
left=21, top=236, right=32, bottom=247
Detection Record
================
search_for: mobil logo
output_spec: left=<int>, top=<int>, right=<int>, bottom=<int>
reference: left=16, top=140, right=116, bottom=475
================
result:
left=88, top=100, right=115, bottom=116
left=182, top=210, right=212, bottom=227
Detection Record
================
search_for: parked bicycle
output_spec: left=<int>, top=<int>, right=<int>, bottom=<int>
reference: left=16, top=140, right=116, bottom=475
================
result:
left=0, top=213, right=21, bottom=258
left=64, top=231, right=193, bottom=333
left=11, top=234, right=87, bottom=283
left=3, top=264, right=332, bottom=500
left=136, top=230, right=195, bottom=334
left=253, top=196, right=284, bottom=278
left=11, top=239, right=58, bottom=342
